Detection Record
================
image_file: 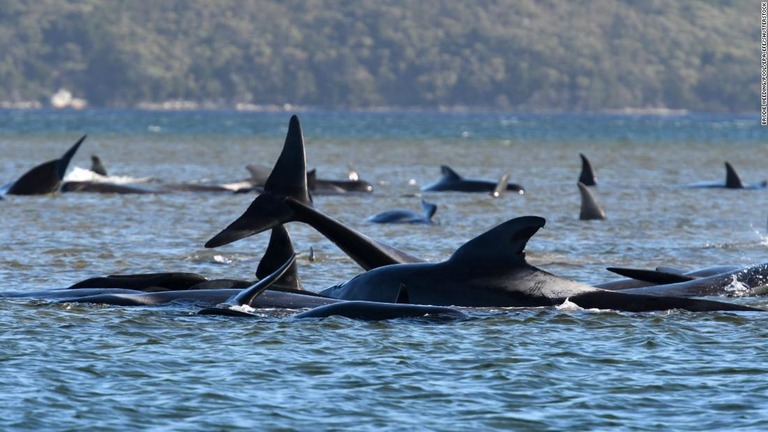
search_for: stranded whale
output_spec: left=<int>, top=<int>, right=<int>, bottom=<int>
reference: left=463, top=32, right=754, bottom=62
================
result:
left=685, top=162, right=767, bottom=189
left=318, top=215, right=762, bottom=312
left=421, top=165, right=524, bottom=194
left=367, top=199, right=438, bottom=224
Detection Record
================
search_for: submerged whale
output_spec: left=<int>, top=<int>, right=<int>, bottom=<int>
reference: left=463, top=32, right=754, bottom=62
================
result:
left=421, top=165, right=524, bottom=194
left=5, top=135, right=86, bottom=195
left=685, top=162, right=767, bottom=189
left=367, top=199, right=438, bottom=224
left=62, top=159, right=253, bottom=194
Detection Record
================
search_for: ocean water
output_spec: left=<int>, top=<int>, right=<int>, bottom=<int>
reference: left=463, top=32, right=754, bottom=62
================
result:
left=1, top=109, right=768, bottom=431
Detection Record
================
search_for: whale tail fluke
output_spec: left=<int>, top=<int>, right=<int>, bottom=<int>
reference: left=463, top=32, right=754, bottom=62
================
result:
left=578, top=153, right=597, bottom=186
left=205, top=116, right=312, bottom=248
left=8, top=135, right=87, bottom=195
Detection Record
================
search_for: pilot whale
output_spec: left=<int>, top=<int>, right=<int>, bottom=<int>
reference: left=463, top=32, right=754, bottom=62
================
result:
left=367, top=199, right=437, bottom=224
left=319, top=215, right=763, bottom=312
left=5, top=247, right=463, bottom=321
left=66, top=225, right=303, bottom=292
left=3, top=226, right=333, bottom=308
left=307, top=167, right=374, bottom=194
left=685, top=162, right=767, bottom=189
left=421, top=165, right=524, bottom=194
left=5, top=135, right=86, bottom=195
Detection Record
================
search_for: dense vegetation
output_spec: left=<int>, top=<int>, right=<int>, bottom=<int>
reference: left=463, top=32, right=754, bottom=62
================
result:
left=0, top=0, right=756, bottom=112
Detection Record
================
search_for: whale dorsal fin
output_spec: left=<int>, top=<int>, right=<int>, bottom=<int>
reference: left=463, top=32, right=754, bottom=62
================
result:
left=256, top=225, right=302, bottom=290
left=724, top=162, right=745, bottom=189
left=90, top=155, right=108, bottom=176
left=440, top=165, right=462, bottom=180
left=578, top=182, right=606, bottom=220
left=448, top=216, right=545, bottom=267
left=578, top=153, right=597, bottom=186
left=420, top=199, right=438, bottom=221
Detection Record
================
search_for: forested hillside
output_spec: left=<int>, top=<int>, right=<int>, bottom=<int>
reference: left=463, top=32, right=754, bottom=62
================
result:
left=0, top=0, right=756, bottom=112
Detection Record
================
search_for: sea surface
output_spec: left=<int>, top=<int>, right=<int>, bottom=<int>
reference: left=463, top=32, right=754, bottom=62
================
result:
left=1, top=109, right=768, bottom=431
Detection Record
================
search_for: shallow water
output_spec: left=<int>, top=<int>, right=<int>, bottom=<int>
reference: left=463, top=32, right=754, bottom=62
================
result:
left=2, top=110, right=768, bottom=431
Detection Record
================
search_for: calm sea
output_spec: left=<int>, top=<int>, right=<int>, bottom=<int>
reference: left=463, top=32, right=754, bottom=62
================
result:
left=1, top=109, right=768, bottom=431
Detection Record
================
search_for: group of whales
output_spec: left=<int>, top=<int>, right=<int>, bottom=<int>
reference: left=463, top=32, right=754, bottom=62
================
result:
left=0, top=135, right=374, bottom=197
left=3, top=114, right=768, bottom=320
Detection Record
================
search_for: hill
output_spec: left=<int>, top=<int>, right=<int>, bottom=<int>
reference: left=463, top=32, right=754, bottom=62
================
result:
left=0, top=0, right=756, bottom=112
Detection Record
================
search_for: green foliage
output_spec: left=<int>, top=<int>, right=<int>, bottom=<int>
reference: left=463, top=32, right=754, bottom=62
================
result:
left=0, top=0, right=756, bottom=112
